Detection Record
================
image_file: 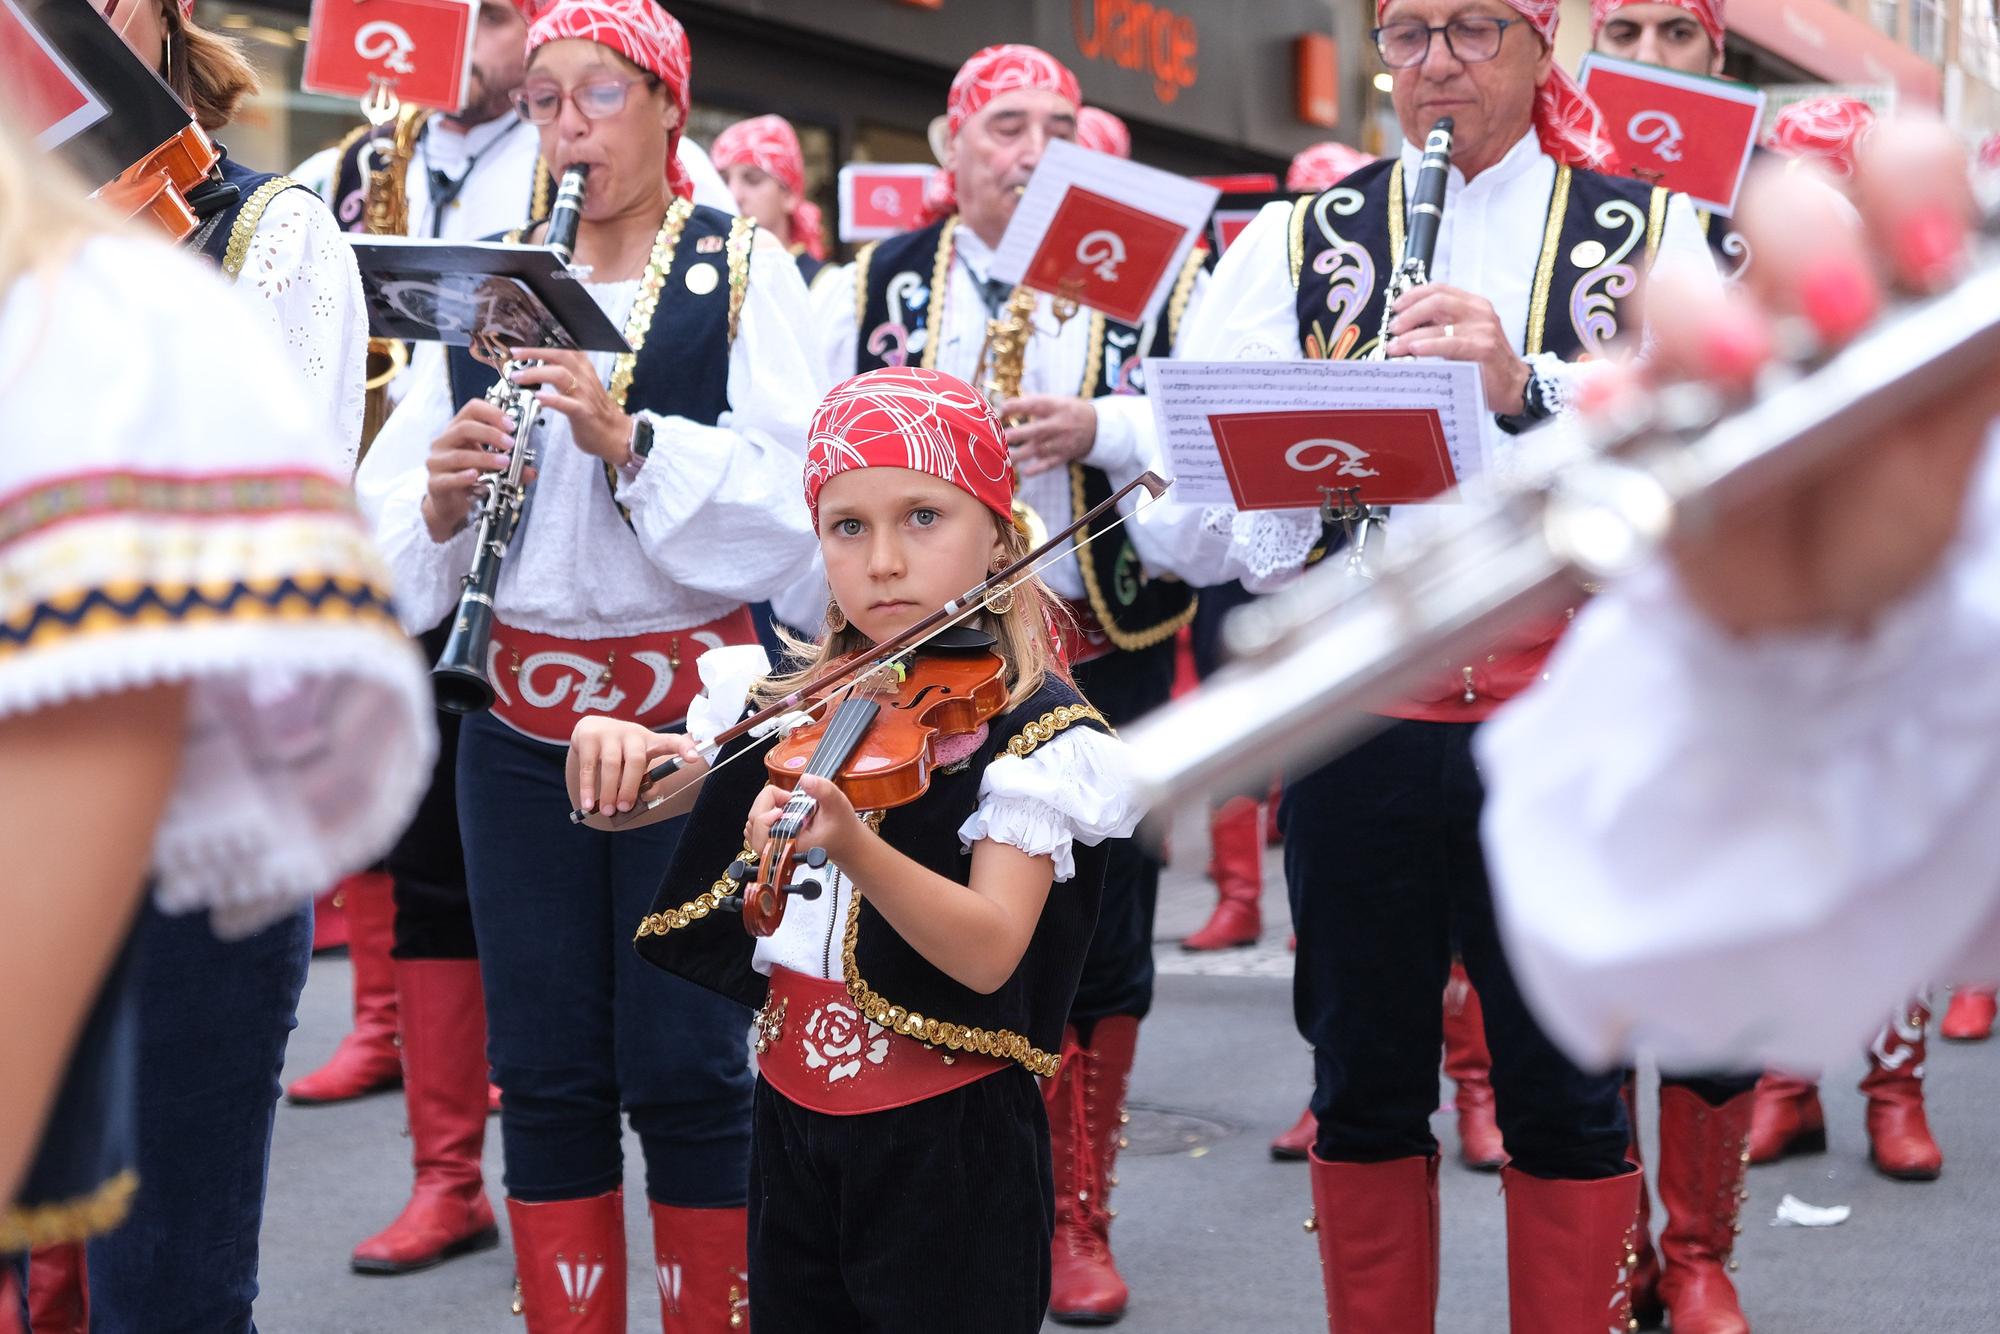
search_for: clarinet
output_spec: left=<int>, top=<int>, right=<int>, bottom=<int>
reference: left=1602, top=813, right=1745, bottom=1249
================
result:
left=432, top=163, right=590, bottom=714
left=1333, top=118, right=1455, bottom=574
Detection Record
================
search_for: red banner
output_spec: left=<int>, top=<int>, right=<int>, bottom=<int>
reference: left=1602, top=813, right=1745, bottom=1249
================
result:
left=302, top=0, right=477, bottom=112
left=1207, top=408, right=1457, bottom=509
left=836, top=164, right=935, bottom=242
left=0, top=0, right=107, bottom=148
left=1022, top=187, right=1188, bottom=326
left=1579, top=54, right=1765, bottom=215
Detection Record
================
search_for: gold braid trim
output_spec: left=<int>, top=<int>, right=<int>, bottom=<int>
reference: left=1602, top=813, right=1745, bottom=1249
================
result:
left=1526, top=165, right=1572, bottom=359
left=725, top=214, right=756, bottom=346
left=635, top=847, right=757, bottom=939
left=839, top=808, right=1059, bottom=1079
left=1388, top=160, right=1407, bottom=270
left=0, top=1169, right=137, bottom=1251
left=1069, top=461, right=1198, bottom=652
left=222, top=177, right=305, bottom=281
left=1697, top=208, right=1713, bottom=237
left=1287, top=194, right=1311, bottom=289
left=1079, top=312, right=1107, bottom=397
left=851, top=240, right=879, bottom=329
left=1166, top=246, right=1205, bottom=347
left=1003, top=702, right=1109, bottom=758
left=607, top=197, right=693, bottom=411
left=919, top=217, right=956, bottom=372
left=531, top=158, right=553, bottom=225
left=1644, top=185, right=1669, bottom=266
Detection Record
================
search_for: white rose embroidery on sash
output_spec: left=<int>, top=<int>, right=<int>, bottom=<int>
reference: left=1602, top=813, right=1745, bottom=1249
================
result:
left=800, top=1000, right=891, bottom=1084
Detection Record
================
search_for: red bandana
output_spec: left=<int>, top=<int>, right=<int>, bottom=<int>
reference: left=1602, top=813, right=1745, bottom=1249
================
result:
left=1286, top=141, right=1376, bottom=191
left=804, top=368, right=1013, bottom=528
left=1764, top=96, right=1877, bottom=179
left=924, top=44, right=1081, bottom=224
left=1076, top=107, right=1131, bottom=160
left=711, top=114, right=826, bottom=260
left=525, top=0, right=694, bottom=199
left=1378, top=0, right=1618, bottom=172
left=1588, top=0, right=1726, bottom=55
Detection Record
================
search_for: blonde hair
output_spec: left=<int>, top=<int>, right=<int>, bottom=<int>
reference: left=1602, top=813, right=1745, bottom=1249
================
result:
left=752, top=516, right=1073, bottom=715
left=166, top=6, right=260, bottom=133
left=0, top=116, right=116, bottom=297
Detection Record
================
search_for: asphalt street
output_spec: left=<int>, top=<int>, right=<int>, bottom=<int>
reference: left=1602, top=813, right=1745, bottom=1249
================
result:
left=253, top=820, right=2000, bottom=1332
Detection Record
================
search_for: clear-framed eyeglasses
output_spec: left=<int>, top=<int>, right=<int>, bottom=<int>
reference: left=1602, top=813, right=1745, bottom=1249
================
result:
left=1371, top=17, right=1523, bottom=69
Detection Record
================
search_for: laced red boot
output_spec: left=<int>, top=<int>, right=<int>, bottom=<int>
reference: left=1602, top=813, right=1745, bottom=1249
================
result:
left=1746, top=1071, right=1824, bottom=1164
left=1653, top=1085, right=1753, bottom=1334
left=507, top=1190, right=627, bottom=1333
left=1941, top=986, right=1996, bottom=1041
left=287, top=870, right=402, bottom=1104
left=1861, top=1002, right=1943, bottom=1181
left=1048, top=1017, right=1140, bottom=1325
left=25, top=1244, right=86, bottom=1334
left=649, top=1202, right=750, bottom=1332
left=1271, top=1105, right=1318, bottom=1162
left=311, top=884, right=349, bottom=953
left=1183, top=797, right=1262, bottom=951
left=1441, top=963, right=1503, bottom=1171
left=1305, top=1152, right=1438, bottom=1332
left=351, top=960, right=499, bottom=1274
left=1501, top=1165, right=1642, bottom=1334
left=1619, top=1077, right=1663, bottom=1331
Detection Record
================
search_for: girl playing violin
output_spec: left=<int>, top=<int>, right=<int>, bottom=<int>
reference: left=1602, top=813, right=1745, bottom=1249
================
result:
left=567, top=365, right=1141, bottom=1333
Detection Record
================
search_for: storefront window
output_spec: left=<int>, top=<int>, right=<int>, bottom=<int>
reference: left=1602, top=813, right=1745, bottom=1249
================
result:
left=1963, top=0, right=2000, bottom=85
left=198, top=0, right=367, bottom=173
left=1869, top=0, right=1901, bottom=40
left=1909, top=0, right=1945, bottom=60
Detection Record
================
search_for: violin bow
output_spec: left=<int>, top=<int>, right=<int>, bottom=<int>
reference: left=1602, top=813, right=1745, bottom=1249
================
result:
left=567, top=470, right=1172, bottom=823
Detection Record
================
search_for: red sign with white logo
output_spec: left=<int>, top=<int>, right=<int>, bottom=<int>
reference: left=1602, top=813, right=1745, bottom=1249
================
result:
left=302, top=0, right=477, bottom=113
left=1023, top=187, right=1186, bottom=327
left=836, top=164, right=936, bottom=242
left=0, top=0, right=107, bottom=148
left=1579, top=53, right=1765, bottom=217
left=1207, top=408, right=1457, bottom=509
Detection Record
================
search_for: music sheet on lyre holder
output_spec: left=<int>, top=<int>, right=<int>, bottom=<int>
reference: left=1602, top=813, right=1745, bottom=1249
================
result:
left=1143, top=358, right=1488, bottom=510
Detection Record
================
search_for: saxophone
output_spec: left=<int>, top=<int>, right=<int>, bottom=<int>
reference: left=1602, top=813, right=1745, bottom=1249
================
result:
left=979, top=284, right=1079, bottom=546
left=356, top=95, right=427, bottom=455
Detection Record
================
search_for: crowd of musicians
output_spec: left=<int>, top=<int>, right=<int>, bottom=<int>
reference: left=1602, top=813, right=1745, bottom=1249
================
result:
left=2, top=0, right=1996, bottom=1330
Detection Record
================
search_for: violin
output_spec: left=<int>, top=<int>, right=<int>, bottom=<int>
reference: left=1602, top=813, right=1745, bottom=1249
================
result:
left=728, top=630, right=1009, bottom=937
left=96, top=122, right=221, bottom=241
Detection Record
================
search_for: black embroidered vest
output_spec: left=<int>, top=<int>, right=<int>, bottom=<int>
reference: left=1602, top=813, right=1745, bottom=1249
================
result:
left=328, top=111, right=552, bottom=238
left=445, top=201, right=751, bottom=429
left=189, top=155, right=311, bottom=276
left=1292, top=155, right=1671, bottom=367
left=634, top=675, right=1111, bottom=1077
left=851, top=217, right=1202, bottom=651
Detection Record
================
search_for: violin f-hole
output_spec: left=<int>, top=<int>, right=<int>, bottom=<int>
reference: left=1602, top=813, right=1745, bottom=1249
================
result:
left=890, top=682, right=955, bottom=712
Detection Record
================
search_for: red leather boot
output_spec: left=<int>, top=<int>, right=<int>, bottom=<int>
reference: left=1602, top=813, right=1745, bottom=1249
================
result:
left=1653, top=1085, right=1752, bottom=1334
left=287, top=870, right=402, bottom=1104
left=1271, top=1105, right=1318, bottom=1162
left=1441, top=963, right=1504, bottom=1171
left=25, top=1244, right=86, bottom=1334
left=1501, top=1165, right=1643, bottom=1334
left=1941, top=986, right=1996, bottom=1041
left=351, top=960, right=499, bottom=1274
left=1862, top=1003, right=1943, bottom=1180
left=1048, top=1017, right=1140, bottom=1325
left=507, top=1190, right=627, bottom=1333
left=311, top=884, right=349, bottom=953
left=1183, top=797, right=1262, bottom=951
left=1, top=1265, right=26, bottom=1334
left=1746, top=1071, right=1824, bottom=1164
left=1305, top=1152, right=1438, bottom=1333
left=649, top=1203, right=750, bottom=1332
left=1618, top=1077, right=1663, bottom=1330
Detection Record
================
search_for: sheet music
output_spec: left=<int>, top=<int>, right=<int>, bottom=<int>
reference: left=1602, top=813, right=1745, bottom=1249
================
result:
left=1144, top=358, right=1489, bottom=507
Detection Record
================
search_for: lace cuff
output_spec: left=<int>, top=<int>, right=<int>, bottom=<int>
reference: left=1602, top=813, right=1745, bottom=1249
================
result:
left=956, top=727, right=1141, bottom=881
left=1199, top=506, right=1322, bottom=587
left=683, top=644, right=773, bottom=758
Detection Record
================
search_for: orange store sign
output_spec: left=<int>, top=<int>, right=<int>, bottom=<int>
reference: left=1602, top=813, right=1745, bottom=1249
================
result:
left=1072, top=0, right=1199, bottom=104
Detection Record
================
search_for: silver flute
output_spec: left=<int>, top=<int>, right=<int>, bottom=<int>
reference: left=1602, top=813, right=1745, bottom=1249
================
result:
left=1124, top=208, right=2000, bottom=816
left=433, top=163, right=590, bottom=714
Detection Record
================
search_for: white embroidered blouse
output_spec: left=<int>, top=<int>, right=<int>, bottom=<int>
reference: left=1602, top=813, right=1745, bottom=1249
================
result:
left=0, top=236, right=434, bottom=937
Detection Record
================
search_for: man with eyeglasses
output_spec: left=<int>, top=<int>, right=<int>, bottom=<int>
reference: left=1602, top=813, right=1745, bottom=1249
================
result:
left=1136, top=0, right=1714, bottom=1326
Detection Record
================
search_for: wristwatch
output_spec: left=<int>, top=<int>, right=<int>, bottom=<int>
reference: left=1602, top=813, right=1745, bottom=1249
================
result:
left=1495, top=361, right=1557, bottom=435
left=618, top=414, right=654, bottom=480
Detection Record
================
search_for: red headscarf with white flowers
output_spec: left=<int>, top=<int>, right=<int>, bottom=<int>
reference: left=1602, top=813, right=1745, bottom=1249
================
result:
left=924, top=44, right=1082, bottom=224
left=1764, top=96, right=1877, bottom=179
left=1076, top=107, right=1131, bottom=159
left=524, top=0, right=695, bottom=199
left=711, top=114, right=826, bottom=260
left=804, top=368, right=1013, bottom=528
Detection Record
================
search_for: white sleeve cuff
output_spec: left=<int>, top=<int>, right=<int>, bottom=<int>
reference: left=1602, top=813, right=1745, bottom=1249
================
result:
left=957, top=727, right=1141, bottom=880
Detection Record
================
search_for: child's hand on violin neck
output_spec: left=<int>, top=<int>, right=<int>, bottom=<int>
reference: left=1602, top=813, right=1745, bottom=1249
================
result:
left=747, top=775, right=867, bottom=864
left=567, top=718, right=706, bottom=816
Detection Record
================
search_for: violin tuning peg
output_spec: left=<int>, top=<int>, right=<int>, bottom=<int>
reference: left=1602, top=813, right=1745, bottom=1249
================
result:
left=784, top=878, right=822, bottom=902
left=800, top=847, right=829, bottom=870
left=726, top=858, right=752, bottom=881
left=716, top=893, right=744, bottom=915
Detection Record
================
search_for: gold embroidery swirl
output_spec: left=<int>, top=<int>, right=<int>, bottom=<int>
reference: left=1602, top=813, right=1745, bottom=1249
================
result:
left=0, top=1169, right=137, bottom=1250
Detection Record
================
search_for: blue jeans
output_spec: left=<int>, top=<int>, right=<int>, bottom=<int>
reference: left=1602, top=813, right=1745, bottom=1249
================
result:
left=1283, top=719, right=1630, bottom=1180
left=457, top=711, right=753, bottom=1206
left=87, top=901, right=312, bottom=1334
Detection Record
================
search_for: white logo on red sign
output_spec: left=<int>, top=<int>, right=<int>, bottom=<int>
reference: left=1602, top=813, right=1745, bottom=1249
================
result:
left=869, top=184, right=906, bottom=217
left=1075, top=229, right=1127, bottom=282
left=354, top=19, right=418, bottom=73
left=1627, top=109, right=1686, bottom=163
left=1285, top=438, right=1380, bottom=479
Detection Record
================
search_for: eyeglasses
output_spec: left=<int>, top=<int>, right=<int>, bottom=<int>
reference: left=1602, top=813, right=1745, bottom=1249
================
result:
left=513, top=76, right=652, bottom=126
left=1371, top=17, right=1522, bottom=69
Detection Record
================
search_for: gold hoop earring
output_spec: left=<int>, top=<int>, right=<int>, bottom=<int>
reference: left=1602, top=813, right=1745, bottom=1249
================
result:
left=825, top=598, right=847, bottom=633
left=984, top=571, right=1015, bottom=616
